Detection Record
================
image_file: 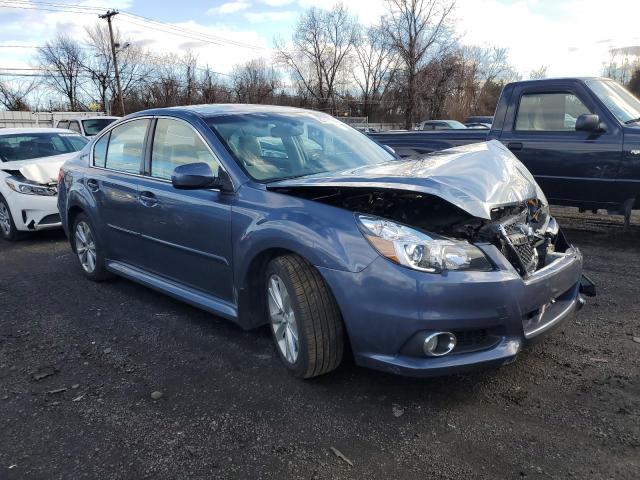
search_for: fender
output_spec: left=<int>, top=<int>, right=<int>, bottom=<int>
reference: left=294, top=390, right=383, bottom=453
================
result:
left=231, top=185, right=378, bottom=329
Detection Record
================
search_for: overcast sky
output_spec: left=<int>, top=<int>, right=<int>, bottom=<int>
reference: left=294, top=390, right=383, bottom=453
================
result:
left=1, top=0, right=639, bottom=78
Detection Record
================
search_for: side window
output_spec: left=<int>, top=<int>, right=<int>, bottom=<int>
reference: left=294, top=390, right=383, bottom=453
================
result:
left=93, top=132, right=110, bottom=167
left=58, top=120, right=68, bottom=129
left=104, top=119, right=149, bottom=173
left=68, top=121, right=81, bottom=133
left=151, top=119, right=219, bottom=180
left=515, top=92, right=591, bottom=131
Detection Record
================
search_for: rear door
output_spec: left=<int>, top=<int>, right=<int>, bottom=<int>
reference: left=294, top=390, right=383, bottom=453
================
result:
left=134, top=117, right=234, bottom=302
left=86, top=118, right=150, bottom=265
left=499, top=83, right=623, bottom=207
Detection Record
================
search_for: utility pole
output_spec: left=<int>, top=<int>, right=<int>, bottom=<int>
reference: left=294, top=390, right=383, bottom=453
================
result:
left=99, top=10, right=125, bottom=116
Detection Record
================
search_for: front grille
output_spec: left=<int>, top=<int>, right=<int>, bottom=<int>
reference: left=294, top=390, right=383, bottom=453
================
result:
left=502, top=222, right=538, bottom=275
left=493, top=213, right=540, bottom=277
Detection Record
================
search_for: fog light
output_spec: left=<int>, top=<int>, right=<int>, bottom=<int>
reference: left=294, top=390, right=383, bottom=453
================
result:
left=423, top=332, right=457, bottom=357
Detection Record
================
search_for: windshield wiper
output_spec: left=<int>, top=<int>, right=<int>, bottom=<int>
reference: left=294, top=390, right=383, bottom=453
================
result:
left=624, top=117, right=640, bottom=125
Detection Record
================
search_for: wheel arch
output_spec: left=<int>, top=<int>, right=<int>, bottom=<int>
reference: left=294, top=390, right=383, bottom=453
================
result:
left=236, top=246, right=347, bottom=342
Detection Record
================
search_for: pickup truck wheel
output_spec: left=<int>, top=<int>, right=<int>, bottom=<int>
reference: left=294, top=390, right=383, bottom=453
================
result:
left=72, top=213, right=111, bottom=281
left=0, top=196, right=21, bottom=241
left=265, top=255, right=344, bottom=378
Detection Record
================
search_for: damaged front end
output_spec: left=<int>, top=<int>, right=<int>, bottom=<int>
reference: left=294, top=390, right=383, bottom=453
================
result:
left=0, top=156, right=68, bottom=231
left=4, top=171, right=58, bottom=197
left=267, top=141, right=588, bottom=283
left=271, top=185, right=568, bottom=278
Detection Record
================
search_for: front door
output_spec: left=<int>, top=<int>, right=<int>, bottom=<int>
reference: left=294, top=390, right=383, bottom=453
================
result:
left=135, top=118, right=234, bottom=302
left=499, top=84, right=623, bottom=207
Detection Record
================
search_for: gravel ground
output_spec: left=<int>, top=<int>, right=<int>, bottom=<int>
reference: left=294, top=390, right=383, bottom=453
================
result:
left=0, top=207, right=639, bottom=479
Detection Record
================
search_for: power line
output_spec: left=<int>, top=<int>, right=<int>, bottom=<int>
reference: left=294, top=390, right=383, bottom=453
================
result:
left=0, top=0, right=101, bottom=12
left=0, top=1, right=100, bottom=15
left=119, top=12, right=269, bottom=51
left=0, top=0, right=269, bottom=52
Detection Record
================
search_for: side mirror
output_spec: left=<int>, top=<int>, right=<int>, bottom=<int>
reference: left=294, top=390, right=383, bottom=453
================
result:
left=171, top=162, right=233, bottom=192
left=575, top=114, right=604, bottom=132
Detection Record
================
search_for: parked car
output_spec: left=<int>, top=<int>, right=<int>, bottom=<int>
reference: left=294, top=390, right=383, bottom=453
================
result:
left=58, top=105, right=592, bottom=379
left=370, top=77, right=640, bottom=226
left=56, top=116, right=120, bottom=137
left=418, top=119, right=467, bottom=130
left=464, top=122, right=492, bottom=129
left=0, top=128, right=89, bottom=240
left=464, top=115, right=494, bottom=126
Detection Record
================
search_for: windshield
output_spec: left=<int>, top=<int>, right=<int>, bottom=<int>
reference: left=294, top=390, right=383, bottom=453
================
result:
left=82, top=118, right=117, bottom=136
left=447, top=120, right=467, bottom=129
left=205, top=111, right=395, bottom=182
left=0, top=132, right=88, bottom=162
left=586, top=79, right=640, bottom=124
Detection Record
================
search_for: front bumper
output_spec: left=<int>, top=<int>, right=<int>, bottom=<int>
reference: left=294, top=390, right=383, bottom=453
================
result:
left=318, top=242, right=584, bottom=378
left=4, top=190, right=61, bottom=231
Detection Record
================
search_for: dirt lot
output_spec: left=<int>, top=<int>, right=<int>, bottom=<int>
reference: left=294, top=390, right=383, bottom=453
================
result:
left=0, top=207, right=638, bottom=480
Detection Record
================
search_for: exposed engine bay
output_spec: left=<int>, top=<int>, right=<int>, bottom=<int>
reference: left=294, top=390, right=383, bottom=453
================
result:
left=272, top=186, right=569, bottom=277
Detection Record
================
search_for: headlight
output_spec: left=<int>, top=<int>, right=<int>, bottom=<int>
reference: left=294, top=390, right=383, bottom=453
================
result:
left=356, top=214, right=492, bottom=273
left=5, top=177, right=57, bottom=196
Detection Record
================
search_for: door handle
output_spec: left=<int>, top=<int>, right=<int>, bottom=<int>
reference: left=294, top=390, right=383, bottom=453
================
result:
left=507, top=142, right=523, bottom=152
left=86, top=178, right=99, bottom=192
left=138, top=191, right=158, bottom=207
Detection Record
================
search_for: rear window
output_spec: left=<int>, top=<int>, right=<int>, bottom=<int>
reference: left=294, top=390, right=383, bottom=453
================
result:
left=82, top=118, right=117, bottom=136
left=0, top=132, right=88, bottom=162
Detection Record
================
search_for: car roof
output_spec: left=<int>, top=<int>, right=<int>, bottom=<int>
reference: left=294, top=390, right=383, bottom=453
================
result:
left=59, top=116, right=121, bottom=121
left=130, top=103, right=320, bottom=119
left=504, top=76, right=611, bottom=88
left=0, top=127, right=80, bottom=135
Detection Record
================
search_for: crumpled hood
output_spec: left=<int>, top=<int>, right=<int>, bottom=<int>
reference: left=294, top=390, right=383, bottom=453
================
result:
left=0, top=152, right=76, bottom=184
left=268, top=140, right=547, bottom=220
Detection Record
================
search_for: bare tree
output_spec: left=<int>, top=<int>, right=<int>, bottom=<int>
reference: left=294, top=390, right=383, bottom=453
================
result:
left=231, top=58, right=280, bottom=104
left=199, top=66, right=233, bottom=104
left=529, top=65, right=548, bottom=80
left=37, top=34, right=86, bottom=110
left=276, top=3, right=358, bottom=113
left=353, top=25, right=397, bottom=118
left=0, top=79, right=37, bottom=110
left=383, top=0, right=456, bottom=128
left=83, top=24, right=114, bottom=113
left=83, top=23, right=154, bottom=113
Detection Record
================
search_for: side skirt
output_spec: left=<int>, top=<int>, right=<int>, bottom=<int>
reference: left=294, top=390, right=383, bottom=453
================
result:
left=106, top=260, right=238, bottom=322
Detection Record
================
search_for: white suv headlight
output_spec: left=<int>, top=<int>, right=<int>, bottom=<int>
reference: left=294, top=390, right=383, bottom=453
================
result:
left=356, top=214, right=492, bottom=273
left=5, top=177, right=57, bottom=196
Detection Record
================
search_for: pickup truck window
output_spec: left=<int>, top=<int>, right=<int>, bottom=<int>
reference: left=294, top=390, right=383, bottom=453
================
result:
left=515, top=92, right=590, bottom=131
left=586, top=79, right=640, bottom=125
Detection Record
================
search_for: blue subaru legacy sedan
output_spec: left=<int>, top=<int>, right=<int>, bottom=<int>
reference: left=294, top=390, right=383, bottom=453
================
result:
left=57, top=105, right=592, bottom=378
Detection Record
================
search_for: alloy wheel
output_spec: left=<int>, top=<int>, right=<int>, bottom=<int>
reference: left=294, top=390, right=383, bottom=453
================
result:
left=0, top=202, right=11, bottom=236
left=268, top=274, right=299, bottom=364
left=75, top=221, right=97, bottom=273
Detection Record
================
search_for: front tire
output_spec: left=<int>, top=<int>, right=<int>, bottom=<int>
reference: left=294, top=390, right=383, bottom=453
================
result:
left=265, top=255, right=344, bottom=378
left=72, top=213, right=111, bottom=281
left=0, top=195, right=21, bottom=241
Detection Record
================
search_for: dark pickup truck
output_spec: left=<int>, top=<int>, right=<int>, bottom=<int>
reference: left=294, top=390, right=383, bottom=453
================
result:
left=370, top=77, right=640, bottom=225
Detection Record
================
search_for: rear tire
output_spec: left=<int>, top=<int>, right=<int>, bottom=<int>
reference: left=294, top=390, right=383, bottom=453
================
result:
left=265, top=254, right=344, bottom=378
left=0, top=195, right=21, bottom=241
left=72, top=213, right=111, bottom=281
